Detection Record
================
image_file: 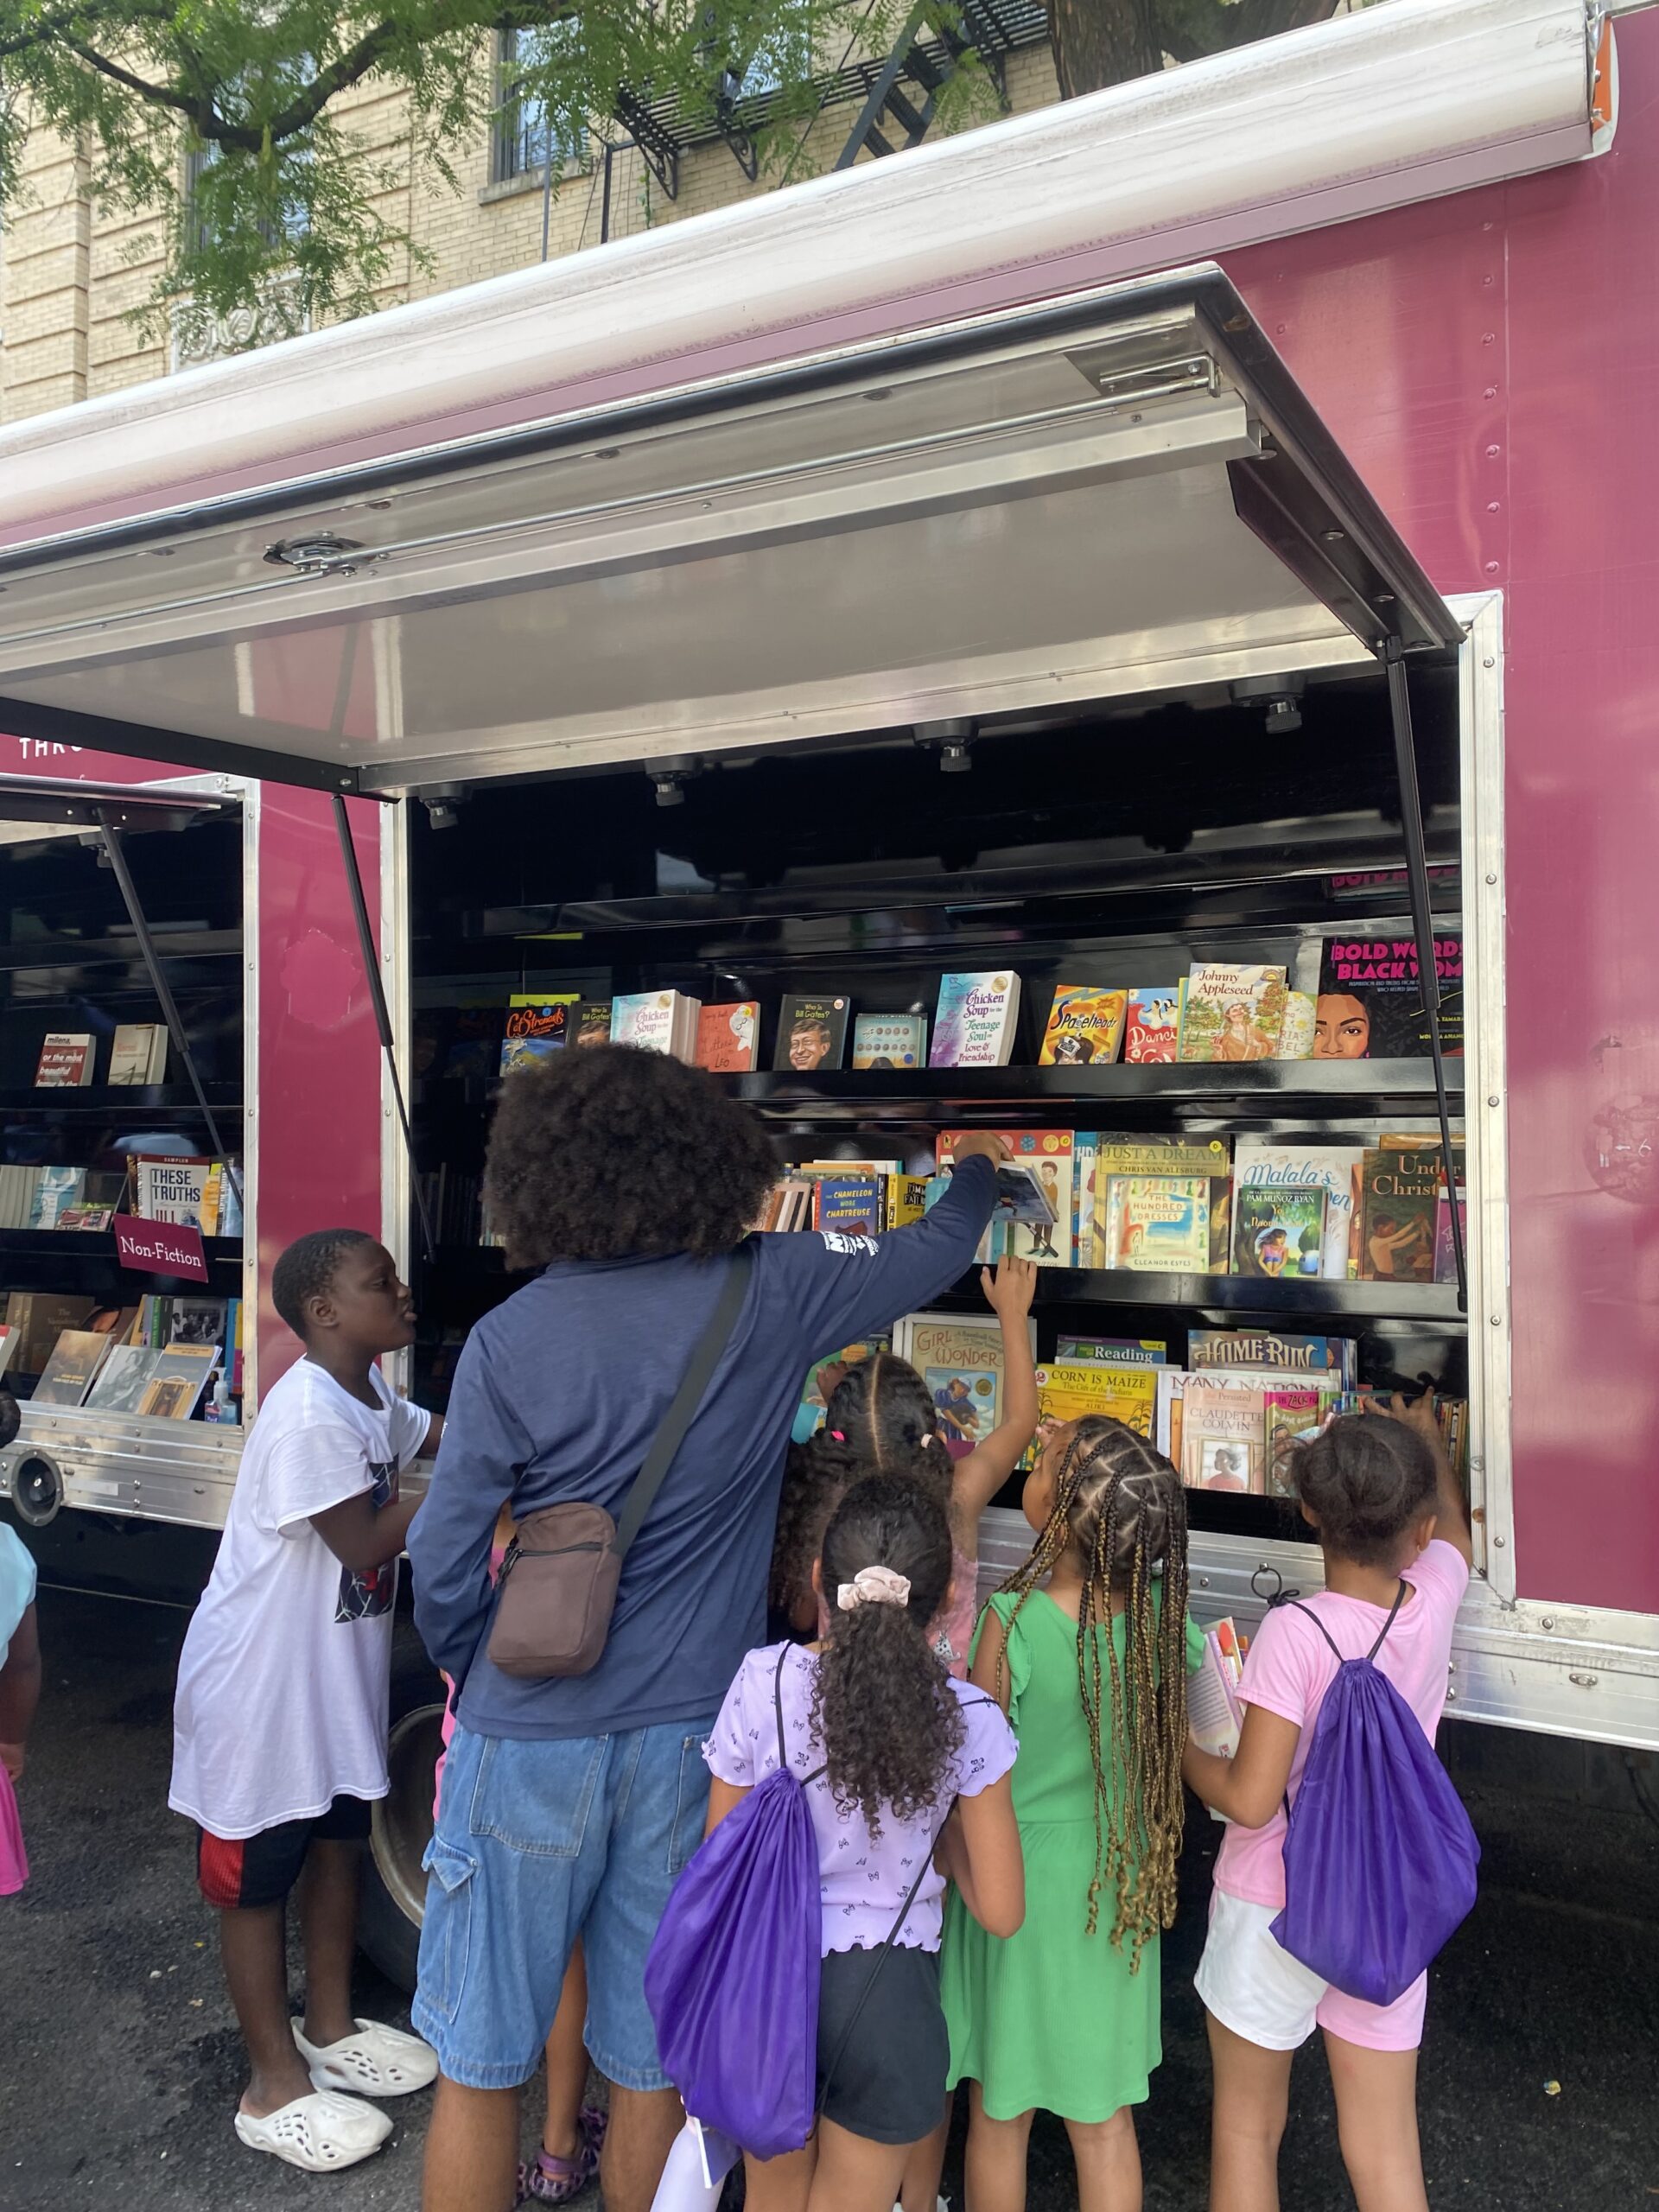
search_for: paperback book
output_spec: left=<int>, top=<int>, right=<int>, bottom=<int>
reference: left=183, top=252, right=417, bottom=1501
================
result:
left=612, top=991, right=702, bottom=1063
left=930, top=974, right=1020, bottom=1068
left=1317, top=935, right=1465, bottom=1058
left=1029, top=1361, right=1157, bottom=1445
left=1233, top=1141, right=1363, bottom=1281
left=499, top=995, right=576, bottom=1073
left=1122, top=988, right=1182, bottom=1065
left=893, top=1312, right=1037, bottom=1457
left=696, top=1001, right=760, bottom=1072
left=1057, top=1337, right=1170, bottom=1366
left=1358, top=1147, right=1440, bottom=1283
left=1039, top=987, right=1127, bottom=1067
left=1434, top=1190, right=1468, bottom=1284
left=1274, top=991, right=1317, bottom=1062
left=1179, top=1377, right=1267, bottom=1495
left=137, top=1344, right=219, bottom=1421
left=32, top=1329, right=113, bottom=1408
left=29, top=1166, right=87, bottom=1230
left=35, top=1033, right=94, bottom=1087
left=129, top=1154, right=229, bottom=1236
left=1232, top=1184, right=1327, bottom=1281
left=1178, top=964, right=1287, bottom=1064
left=109, top=1024, right=168, bottom=1085
left=1188, top=1622, right=1246, bottom=1758
left=1102, top=1175, right=1211, bottom=1274
left=851, top=1014, right=926, bottom=1070
left=1263, top=1389, right=1324, bottom=1497
left=1090, top=1135, right=1232, bottom=1272
left=775, top=995, right=850, bottom=1073
left=811, top=1175, right=885, bottom=1239
left=574, top=1001, right=613, bottom=1047
left=1188, top=1332, right=1353, bottom=1387
left=939, top=1129, right=1072, bottom=1266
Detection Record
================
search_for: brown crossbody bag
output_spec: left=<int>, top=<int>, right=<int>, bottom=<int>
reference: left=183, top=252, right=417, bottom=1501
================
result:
left=486, top=1244, right=753, bottom=1680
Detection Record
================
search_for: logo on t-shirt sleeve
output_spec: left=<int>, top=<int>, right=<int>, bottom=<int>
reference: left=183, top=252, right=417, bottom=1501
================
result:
left=335, top=1460, right=398, bottom=1623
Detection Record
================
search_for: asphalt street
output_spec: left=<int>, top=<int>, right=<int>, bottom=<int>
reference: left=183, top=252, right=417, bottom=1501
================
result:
left=3, top=1587, right=1656, bottom=2210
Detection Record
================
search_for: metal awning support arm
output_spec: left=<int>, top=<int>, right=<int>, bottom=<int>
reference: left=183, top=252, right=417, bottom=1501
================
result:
left=1382, top=640, right=1467, bottom=1312
left=331, top=795, right=435, bottom=1263
left=95, top=810, right=245, bottom=1219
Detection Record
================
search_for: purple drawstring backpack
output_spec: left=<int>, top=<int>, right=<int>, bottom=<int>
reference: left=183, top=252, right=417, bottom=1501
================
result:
left=1270, top=1582, right=1479, bottom=2007
left=645, top=1647, right=961, bottom=2161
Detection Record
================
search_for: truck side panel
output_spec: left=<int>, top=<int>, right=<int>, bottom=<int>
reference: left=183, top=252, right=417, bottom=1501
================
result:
left=1222, top=17, right=1659, bottom=1613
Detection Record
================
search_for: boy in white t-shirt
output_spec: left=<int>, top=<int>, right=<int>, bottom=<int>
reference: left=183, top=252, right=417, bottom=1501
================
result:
left=170, top=1229, right=444, bottom=2174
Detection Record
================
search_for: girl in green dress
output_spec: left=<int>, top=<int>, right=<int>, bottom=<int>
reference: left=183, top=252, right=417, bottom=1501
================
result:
left=941, top=1416, right=1200, bottom=2212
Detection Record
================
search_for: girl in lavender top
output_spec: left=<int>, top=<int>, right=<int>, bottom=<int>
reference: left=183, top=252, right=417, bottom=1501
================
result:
left=703, top=1475, right=1024, bottom=2212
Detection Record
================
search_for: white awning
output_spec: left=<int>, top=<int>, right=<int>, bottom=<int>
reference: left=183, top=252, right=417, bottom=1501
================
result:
left=0, top=270, right=1460, bottom=792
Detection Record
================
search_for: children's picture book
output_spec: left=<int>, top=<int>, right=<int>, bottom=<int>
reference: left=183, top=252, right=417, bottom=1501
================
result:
left=940, top=1129, right=1072, bottom=1266
left=893, top=1311, right=1036, bottom=1459
left=574, top=1001, right=613, bottom=1047
left=1103, top=1175, right=1211, bottom=1274
left=1263, top=1389, right=1324, bottom=1497
left=35, top=1032, right=94, bottom=1087
left=1179, top=1378, right=1266, bottom=1494
left=775, top=995, right=850, bottom=1073
left=1092, top=1135, right=1233, bottom=1272
left=109, top=1023, right=168, bottom=1086
left=29, top=1166, right=87, bottom=1230
left=129, top=1154, right=228, bottom=1236
left=1189, top=1332, right=1352, bottom=1387
left=1030, top=1361, right=1157, bottom=1445
left=1178, top=964, right=1287, bottom=1063
left=1274, top=990, right=1317, bottom=1061
left=499, top=995, right=576, bottom=1074
left=811, top=1174, right=885, bottom=1240
left=1232, top=1184, right=1327, bottom=1280
left=1434, top=1189, right=1468, bottom=1283
left=1057, top=1337, right=1169, bottom=1366
left=696, top=1001, right=760, bottom=1072
left=1317, top=936, right=1465, bottom=1058
left=851, top=1014, right=926, bottom=1070
left=1233, top=1141, right=1363, bottom=1281
left=885, top=1174, right=929, bottom=1230
left=1122, top=987, right=1182, bottom=1065
left=1039, top=987, right=1127, bottom=1067
left=929, top=974, right=1020, bottom=1068
left=32, top=1328, right=114, bottom=1408
left=1358, top=1147, right=1440, bottom=1282
left=612, top=991, right=702, bottom=1062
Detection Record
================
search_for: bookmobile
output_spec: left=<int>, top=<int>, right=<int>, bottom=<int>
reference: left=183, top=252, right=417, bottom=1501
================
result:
left=0, top=0, right=1654, bottom=1980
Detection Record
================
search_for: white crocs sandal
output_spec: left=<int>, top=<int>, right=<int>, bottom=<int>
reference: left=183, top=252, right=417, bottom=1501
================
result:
left=234, top=2088, right=392, bottom=2171
left=293, top=2015, right=440, bottom=2097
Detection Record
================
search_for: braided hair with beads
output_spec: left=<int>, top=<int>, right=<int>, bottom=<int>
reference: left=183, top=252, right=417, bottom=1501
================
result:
left=995, top=1416, right=1191, bottom=1967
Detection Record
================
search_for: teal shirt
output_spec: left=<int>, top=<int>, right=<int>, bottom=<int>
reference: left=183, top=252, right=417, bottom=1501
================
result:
left=0, top=1524, right=35, bottom=1665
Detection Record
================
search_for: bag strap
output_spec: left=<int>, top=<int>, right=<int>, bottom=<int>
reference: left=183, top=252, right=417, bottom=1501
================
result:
left=773, top=1643, right=829, bottom=1789
left=1367, top=1579, right=1410, bottom=1661
left=612, top=1243, right=753, bottom=1561
left=814, top=1694, right=997, bottom=2120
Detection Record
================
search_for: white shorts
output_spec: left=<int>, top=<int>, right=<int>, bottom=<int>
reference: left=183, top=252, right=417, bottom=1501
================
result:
left=1194, top=1888, right=1427, bottom=2054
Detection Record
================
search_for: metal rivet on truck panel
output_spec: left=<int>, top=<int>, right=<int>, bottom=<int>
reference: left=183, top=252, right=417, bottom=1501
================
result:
left=1488, top=1095, right=1500, bottom=1106
left=1490, top=1315, right=1502, bottom=1325
left=1494, top=1535, right=1506, bottom=1548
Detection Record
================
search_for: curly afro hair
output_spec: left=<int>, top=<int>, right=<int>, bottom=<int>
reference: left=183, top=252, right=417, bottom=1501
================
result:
left=482, top=1044, right=777, bottom=1267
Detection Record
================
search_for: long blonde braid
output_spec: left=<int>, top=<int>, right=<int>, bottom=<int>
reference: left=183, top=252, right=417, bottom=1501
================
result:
left=995, top=1417, right=1190, bottom=1967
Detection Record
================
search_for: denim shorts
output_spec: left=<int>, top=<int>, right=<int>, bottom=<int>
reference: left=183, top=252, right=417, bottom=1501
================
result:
left=412, top=1713, right=717, bottom=2092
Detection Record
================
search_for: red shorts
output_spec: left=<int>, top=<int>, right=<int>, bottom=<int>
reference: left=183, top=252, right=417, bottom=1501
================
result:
left=195, top=1794, right=372, bottom=1910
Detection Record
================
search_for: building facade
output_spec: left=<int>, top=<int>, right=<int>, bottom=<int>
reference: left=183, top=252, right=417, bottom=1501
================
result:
left=0, top=17, right=1059, bottom=424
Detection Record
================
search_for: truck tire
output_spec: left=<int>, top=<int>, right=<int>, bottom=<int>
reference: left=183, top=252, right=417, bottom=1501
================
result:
left=359, top=1624, right=447, bottom=1993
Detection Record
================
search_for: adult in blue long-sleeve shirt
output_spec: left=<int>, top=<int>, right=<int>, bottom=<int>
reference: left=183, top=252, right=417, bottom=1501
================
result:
left=408, top=1044, right=1001, bottom=2212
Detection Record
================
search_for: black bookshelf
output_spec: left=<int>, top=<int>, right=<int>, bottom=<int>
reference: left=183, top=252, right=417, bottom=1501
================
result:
left=725, top=1060, right=1462, bottom=1116
left=0, top=1084, right=243, bottom=1117
left=0, top=1230, right=243, bottom=1285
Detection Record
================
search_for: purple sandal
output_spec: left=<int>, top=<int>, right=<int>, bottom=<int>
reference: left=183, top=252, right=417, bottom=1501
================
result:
left=517, top=2106, right=608, bottom=2205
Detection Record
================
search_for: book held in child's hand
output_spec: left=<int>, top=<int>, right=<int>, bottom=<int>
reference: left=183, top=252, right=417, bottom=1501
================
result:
left=1122, top=988, right=1182, bottom=1065
left=929, top=974, right=1020, bottom=1068
left=1178, top=964, right=1287, bottom=1063
left=1039, top=987, right=1126, bottom=1067
left=851, top=1014, right=926, bottom=1070
left=695, top=1001, right=760, bottom=1072
left=938, top=1129, right=1071, bottom=1267
left=35, top=1033, right=94, bottom=1087
left=774, top=995, right=850, bottom=1073
left=1188, top=1623, right=1246, bottom=1759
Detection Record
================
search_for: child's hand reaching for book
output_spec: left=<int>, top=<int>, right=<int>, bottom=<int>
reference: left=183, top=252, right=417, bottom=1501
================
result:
left=981, top=1255, right=1038, bottom=1318
left=1363, top=1389, right=1440, bottom=1446
left=949, top=1132, right=1012, bottom=1168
